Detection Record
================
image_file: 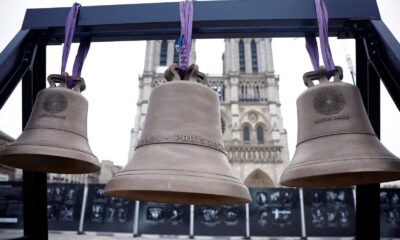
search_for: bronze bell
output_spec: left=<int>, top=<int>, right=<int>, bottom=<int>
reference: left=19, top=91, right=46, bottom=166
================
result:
left=280, top=66, right=400, bottom=187
left=0, top=74, right=100, bottom=174
left=105, top=64, right=251, bottom=205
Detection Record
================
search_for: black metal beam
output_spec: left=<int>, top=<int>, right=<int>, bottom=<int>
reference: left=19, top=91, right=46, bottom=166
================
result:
left=21, top=0, right=380, bottom=43
left=355, top=39, right=381, bottom=240
left=22, top=44, right=48, bottom=240
left=0, top=0, right=392, bottom=113
left=0, top=30, right=34, bottom=109
left=365, top=20, right=400, bottom=111
left=0, top=1, right=397, bottom=239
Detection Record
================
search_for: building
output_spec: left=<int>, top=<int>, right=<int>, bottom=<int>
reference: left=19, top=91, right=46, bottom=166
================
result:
left=97, top=160, right=122, bottom=184
left=130, top=38, right=289, bottom=187
left=0, top=130, right=22, bottom=181
left=47, top=160, right=122, bottom=184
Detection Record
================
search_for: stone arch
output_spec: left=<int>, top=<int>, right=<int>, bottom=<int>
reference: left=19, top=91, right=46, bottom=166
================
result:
left=244, top=169, right=275, bottom=187
left=255, top=121, right=267, bottom=129
left=239, top=110, right=270, bottom=130
left=240, top=121, right=252, bottom=129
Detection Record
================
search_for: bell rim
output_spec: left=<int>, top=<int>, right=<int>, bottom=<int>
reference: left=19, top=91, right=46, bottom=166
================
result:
left=104, top=189, right=251, bottom=205
left=0, top=144, right=100, bottom=174
left=280, top=155, right=400, bottom=187
left=284, top=153, right=398, bottom=169
left=104, top=174, right=251, bottom=205
left=115, top=168, right=243, bottom=183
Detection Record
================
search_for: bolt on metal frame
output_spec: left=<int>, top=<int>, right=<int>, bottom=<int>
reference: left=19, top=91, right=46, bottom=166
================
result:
left=0, top=0, right=399, bottom=239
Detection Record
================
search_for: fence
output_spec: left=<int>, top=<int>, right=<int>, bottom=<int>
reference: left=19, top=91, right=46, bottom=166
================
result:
left=0, top=182, right=399, bottom=238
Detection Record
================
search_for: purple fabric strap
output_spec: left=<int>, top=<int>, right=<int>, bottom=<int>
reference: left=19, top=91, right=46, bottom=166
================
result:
left=306, top=0, right=335, bottom=76
left=61, top=3, right=80, bottom=74
left=61, top=3, right=91, bottom=88
left=306, top=36, right=320, bottom=70
left=72, top=39, right=91, bottom=77
left=179, top=0, right=193, bottom=73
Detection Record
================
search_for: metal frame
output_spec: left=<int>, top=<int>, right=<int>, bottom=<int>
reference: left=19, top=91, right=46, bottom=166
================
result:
left=0, top=0, right=399, bottom=239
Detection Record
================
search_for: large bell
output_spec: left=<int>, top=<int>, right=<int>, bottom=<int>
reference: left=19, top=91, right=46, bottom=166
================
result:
left=280, top=66, right=400, bottom=187
left=105, top=64, right=251, bottom=205
left=0, top=74, right=100, bottom=174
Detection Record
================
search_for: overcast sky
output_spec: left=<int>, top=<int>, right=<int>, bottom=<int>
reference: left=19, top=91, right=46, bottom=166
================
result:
left=0, top=0, right=399, bottom=168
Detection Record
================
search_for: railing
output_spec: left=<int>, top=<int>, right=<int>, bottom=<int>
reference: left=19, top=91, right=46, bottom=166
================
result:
left=238, top=78, right=268, bottom=103
left=151, top=76, right=227, bottom=103
left=225, top=144, right=282, bottom=163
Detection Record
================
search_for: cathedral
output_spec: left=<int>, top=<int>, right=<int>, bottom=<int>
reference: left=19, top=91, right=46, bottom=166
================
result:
left=129, top=38, right=289, bottom=187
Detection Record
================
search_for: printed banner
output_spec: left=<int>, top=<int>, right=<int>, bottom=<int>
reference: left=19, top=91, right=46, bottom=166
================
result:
left=303, top=188, right=355, bottom=237
left=249, top=188, right=301, bottom=236
left=83, top=184, right=134, bottom=233
left=0, top=182, right=23, bottom=229
left=380, top=188, right=400, bottom=238
left=138, top=202, right=190, bottom=235
left=194, top=204, right=246, bottom=236
left=47, top=183, right=84, bottom=231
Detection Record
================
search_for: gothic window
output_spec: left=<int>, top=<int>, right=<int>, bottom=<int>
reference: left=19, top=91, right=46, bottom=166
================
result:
left=173, top=40, right=179, bottom=64
left=257, top=126, right=264, bottom=144
left=160, top=40, right=168, bottom=66
left=239, top=39, right=245, bottom=73
left=243, top=126, right=250, bottom=144
left=221, top=119, right=225, bottom=134
left=251, top=40, right=258, bottom=73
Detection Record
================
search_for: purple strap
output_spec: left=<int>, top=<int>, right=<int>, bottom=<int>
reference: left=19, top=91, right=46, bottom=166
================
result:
left=61, top=3, right=80, bottom=75
left=178, top=0, right=193, bottom=73
left=61, top=3, right=91, bottom=88
left=72, top=39, right=91, bottom=77
left=306, top=0, right=335, bottom=76
left=306, top=36, right=320, bottom=70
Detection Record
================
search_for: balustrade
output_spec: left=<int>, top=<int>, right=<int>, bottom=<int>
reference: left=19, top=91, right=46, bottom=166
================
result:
left=225, top=144, right=282, bottom=163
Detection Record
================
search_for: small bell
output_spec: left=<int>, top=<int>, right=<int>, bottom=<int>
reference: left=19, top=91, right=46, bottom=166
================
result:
left=105, top=64, right=251, bottom=205
left=280, top=66, right=400, bottom=187
left=0, top=74, right=100, bottom=174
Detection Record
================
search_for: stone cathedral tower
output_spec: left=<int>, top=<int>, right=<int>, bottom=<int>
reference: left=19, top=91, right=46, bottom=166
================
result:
left=130, top=38, right=289, bottom=187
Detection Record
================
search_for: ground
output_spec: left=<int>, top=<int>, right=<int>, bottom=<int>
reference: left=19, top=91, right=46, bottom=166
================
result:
left=0, top=230, right=227, bottom=240
left=0, top=230, right=350, bottom=240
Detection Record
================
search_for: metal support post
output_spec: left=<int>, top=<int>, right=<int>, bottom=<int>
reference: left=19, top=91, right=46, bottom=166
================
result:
left=245, top=203, right=250, bottom=239
left=299, top=188, right=307, bottom=240
left=21, top=43, right=48, bottom=240
left=78, top=183, right=89, bottom=234
left=133, top=201, right=140, bottom=237
left=189, top=204, right=194, bottom=239
left=355, top=38, right=381, bottom=240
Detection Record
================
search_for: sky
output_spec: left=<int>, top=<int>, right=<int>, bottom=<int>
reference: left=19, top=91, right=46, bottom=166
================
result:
left=0, top=0, right=399, bottom=168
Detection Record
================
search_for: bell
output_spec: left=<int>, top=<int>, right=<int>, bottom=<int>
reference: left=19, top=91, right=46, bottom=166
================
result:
left=280, top=66, right=400, bottom=187
left=0, top=74, right=100, bottom=174
left=105, top=64, right=251, bottom=205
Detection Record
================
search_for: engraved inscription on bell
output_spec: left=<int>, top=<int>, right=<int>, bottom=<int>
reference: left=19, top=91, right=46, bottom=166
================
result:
left=136, top=134, right=226, bottom=154
left=43, top=93, right=68, bottom=113
left=313, top=89, right=345, bottom=115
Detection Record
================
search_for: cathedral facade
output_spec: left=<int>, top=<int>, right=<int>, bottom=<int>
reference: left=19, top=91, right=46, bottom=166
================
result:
left=130, top=38, right=289, bottom=187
